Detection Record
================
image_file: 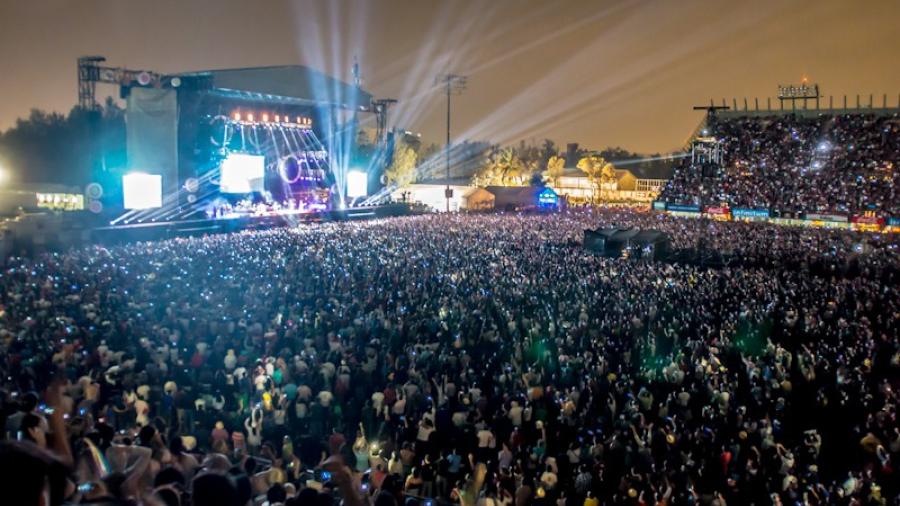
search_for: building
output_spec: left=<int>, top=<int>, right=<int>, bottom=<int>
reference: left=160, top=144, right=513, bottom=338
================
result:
left=551, top=164, right=671, bottom=204
left=0, top=183, right=85, bottom=216
left=391, top=181, right=494, bottom=212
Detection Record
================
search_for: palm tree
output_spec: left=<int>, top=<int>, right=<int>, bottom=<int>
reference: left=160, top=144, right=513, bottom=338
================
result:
left=576, top=154, right=614, bottom=204
left=543, top=155, right=565, bottom=188
left=473, top=147, right=527, bottom=187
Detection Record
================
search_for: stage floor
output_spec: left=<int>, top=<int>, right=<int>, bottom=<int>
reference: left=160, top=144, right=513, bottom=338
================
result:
left=93, top=204, right=413, bottom=244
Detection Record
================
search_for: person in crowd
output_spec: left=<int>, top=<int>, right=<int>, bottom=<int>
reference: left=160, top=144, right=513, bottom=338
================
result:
left=0, top=210, right=896, bottom=505
left=661, top=112, right=900, bottom=215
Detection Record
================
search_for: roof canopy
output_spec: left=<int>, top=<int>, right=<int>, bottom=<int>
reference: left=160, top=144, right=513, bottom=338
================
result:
left=179, top=65, right=372, bottom=109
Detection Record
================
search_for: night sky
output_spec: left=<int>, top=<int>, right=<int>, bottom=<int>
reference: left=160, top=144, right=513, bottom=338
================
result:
left=1, top=0, right=898, bottom=153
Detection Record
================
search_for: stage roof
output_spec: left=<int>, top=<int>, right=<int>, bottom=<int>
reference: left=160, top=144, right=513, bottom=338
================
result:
left=178, top=65, right=372, bottom=109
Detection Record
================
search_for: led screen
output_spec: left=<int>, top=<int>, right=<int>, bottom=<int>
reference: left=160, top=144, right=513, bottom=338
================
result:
left=347, top=170, right=368, bottom=198
left=221, top=153, right=265, bottom=193
left=122, top=173, right=162, bottom=209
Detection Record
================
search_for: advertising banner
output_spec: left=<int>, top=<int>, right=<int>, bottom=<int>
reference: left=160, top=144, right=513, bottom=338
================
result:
left=805, top=213, right=849, bottom=223
left=851, top=215, right=885, bottom=226
left=667, top=203, right=701, bottom=213
left=732, top=208, right=770, bottom=219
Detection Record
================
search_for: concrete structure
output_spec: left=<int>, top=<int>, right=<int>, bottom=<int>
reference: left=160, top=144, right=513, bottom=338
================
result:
left=391, top=183, right=494, bottom=212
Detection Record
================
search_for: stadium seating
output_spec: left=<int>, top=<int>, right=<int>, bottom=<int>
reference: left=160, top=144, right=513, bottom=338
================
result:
left=661, top=113, right=900, bottom=215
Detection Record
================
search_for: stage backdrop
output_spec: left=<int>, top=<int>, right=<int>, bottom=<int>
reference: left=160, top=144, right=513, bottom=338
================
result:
left=126, top=88, right=179, bottom=203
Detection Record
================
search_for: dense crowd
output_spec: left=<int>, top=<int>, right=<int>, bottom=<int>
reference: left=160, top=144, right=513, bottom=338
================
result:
left=661, top=113, right=900, bottom=215
left=0, top=210, right=898, bottom=506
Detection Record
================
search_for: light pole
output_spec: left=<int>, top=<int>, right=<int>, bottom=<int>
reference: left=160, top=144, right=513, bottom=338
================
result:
left=435, top=74, right=467, bottom=212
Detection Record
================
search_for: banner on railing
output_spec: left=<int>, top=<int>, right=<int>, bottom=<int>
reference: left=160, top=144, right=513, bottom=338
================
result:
left=805, top=213, right=849, bottom=223
left=652, top=201, right=667, bottom=211
left=704, top=206, right=730, bottom=215
left=851, top=215, right=885, bottom=226
left=667, top=204, right=701, bottom=213
left=732, top=208, right=770, bottom=219
left=888, top=217, right=900, bottom=226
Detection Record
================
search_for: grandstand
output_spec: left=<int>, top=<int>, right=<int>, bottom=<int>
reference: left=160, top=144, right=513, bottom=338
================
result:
left=661, top=103, right=899, bottom=217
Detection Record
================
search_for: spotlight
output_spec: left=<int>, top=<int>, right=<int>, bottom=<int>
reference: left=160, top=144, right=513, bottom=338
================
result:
left=296, top=116, right=302, bottom=124
left=247, top=113, right=254, bottom=122
left=262, top=113, right=269, bottom=123
left=233, top=112, right=241, bottom=122
left=275, top=115, right=281, bottom=123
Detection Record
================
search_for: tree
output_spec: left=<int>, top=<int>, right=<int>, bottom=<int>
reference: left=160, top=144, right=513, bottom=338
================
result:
left=543, top=155, right=565, bottom=188
left=472, top=147, right=527, bottom=187
left=539, top=139, right=558, bottom=166
left=384, top=145, right=418, bottom=187
left=576, top=154, right=615, bottom=204
left=601, top=163, right=618, bottom=186
left=419, top=142, right=440, bottom=161
left=0, top=100, right=126, bottom=186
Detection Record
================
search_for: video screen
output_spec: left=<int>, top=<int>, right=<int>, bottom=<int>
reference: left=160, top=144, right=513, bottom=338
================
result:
left=346, top=170, right=368, bottom=198
left=122, top=173, right=162, bottom=209
left=220, top=153, right=265, bottom=193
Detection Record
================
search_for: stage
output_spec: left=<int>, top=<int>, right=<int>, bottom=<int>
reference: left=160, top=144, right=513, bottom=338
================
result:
left=92, top=203, right=413, bottom=245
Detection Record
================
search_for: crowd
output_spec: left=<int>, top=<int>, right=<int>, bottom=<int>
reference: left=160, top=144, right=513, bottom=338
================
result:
left=661, top=113, right=900, bottom=215
left=0, top=209, right=897, bottom=506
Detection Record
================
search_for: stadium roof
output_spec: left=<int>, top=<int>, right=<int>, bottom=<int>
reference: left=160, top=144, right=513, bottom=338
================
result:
left=178, top=65, right=372, bottom=109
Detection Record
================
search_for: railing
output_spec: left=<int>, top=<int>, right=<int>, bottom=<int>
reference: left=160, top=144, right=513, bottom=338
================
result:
left=707, top=94, right=900, bottom=117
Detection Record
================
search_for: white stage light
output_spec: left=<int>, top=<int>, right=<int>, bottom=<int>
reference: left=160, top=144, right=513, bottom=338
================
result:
left=347, top=170, right=368, bottom=198
left=122, top=173, right=162, bottom=209
left=221, top=153, right=265, bottom=193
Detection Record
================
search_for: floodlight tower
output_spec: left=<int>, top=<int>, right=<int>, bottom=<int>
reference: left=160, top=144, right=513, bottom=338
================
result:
left=435, top=74, right=467, bottom=212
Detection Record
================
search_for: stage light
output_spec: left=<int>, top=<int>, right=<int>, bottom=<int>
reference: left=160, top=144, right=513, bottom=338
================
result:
left=296, top=116, right=302, bottom=124
left=122, top=173, right=162, bottom=209
left=247, top=113, right=254, bottom=122
left=233, top=112, right=241, bottom=122
left=347, top=170, right=368, bottom=198
left=275, top=115, right=281, bottom=123
left=262, top=113, right=269, bottom=123
left=0, top=166, right=7, bottom=185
